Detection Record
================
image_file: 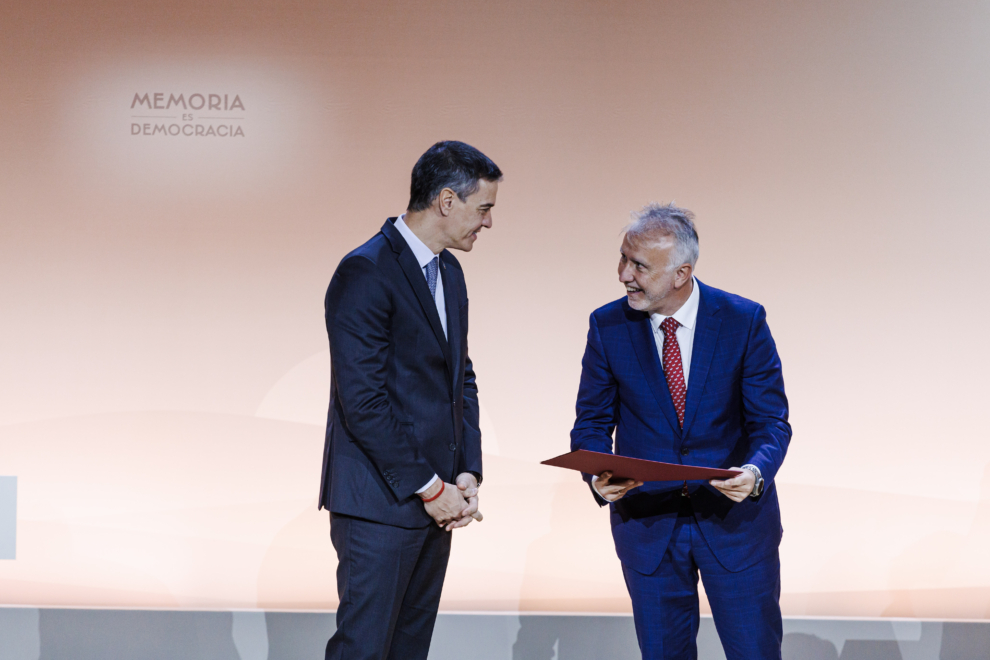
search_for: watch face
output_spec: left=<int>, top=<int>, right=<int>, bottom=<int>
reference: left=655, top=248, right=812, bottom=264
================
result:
left=748, top=475, right=763, bottom=496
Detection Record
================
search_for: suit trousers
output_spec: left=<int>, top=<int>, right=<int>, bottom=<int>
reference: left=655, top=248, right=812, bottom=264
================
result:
left=621, top=500, right=782, bottom=660
left=326, top=513, right=451, bottom=660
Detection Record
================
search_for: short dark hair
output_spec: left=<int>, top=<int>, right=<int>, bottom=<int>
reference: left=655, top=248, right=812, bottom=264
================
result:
left=407, top=141, right=503, bottom=212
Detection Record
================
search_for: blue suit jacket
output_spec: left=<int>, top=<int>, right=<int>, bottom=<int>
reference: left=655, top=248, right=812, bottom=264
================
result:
left=319, top=218, right=483, bottom=528
left=570, top=280, right=790, bottom=574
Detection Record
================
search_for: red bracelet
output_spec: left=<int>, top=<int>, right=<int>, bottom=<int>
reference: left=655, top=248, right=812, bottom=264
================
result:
left=420, top=481, right=444, bottom=503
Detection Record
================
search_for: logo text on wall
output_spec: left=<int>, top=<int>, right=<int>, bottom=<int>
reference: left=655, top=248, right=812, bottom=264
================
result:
left=130, top=93, right=246, bottom=138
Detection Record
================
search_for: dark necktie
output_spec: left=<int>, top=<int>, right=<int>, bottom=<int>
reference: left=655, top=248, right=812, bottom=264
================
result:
left=425, top=257, right=439, bottom=298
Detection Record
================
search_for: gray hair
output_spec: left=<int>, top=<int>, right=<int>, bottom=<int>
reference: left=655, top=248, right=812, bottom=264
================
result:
left=625, top=202, right=699, bottom=270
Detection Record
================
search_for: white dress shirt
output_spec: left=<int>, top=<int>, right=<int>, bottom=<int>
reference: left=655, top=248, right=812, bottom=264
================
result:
left=394, top=215, right=444, bottom=494
left=394, top=215, right=447, bottom=338
left=649, top=277, right=700, bottom=387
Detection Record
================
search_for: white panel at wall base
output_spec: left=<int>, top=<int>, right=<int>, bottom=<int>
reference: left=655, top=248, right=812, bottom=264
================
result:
left=0, top=477, right=15, bottom=561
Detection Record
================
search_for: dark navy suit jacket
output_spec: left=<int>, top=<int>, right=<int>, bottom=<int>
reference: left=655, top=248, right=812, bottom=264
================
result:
left=570, top=280, right=790, bottom=574
left=319, top=218, right=483, bottom=528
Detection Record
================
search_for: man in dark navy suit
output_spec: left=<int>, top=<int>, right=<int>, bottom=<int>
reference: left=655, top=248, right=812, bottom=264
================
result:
left=570, top=203, right=791, bottom=659
left=320, top=141, right=501, bottom=660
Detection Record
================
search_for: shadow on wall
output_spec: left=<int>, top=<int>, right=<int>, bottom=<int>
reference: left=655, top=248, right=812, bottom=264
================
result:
left=783, top=633, right=839, bottom=659
left=939, top=622, right=990, bottom=659
left=834, top=640, right=903, bottom=659
left=783, top=623, right=990, bottom=660
left=782, top=634, right=916, bottom=660
left=781, top=635, right=911, bottom=660
left=512, top=615, right=640, bottom=660
left=37, top=609, right=241, bottom=660
left=266, top=612, right=335, bottom=660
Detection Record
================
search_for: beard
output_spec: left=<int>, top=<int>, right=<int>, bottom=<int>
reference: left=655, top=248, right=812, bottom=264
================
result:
left=626, top=281, right=673, bottom=314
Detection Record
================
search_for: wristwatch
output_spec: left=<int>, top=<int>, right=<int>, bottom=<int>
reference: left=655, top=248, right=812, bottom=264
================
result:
left=741, top=464, right=764, bottom=498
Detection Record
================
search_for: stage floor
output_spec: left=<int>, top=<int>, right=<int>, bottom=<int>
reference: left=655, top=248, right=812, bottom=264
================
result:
left=1, top=608, right=988, bottom=659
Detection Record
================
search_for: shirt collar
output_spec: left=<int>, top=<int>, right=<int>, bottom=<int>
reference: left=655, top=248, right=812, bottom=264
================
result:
left=394, top=214, right=440, bottom=268
left=650, top=277, right=701, bottom=331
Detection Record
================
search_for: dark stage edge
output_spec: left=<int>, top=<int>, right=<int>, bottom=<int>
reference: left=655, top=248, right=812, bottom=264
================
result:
left=0, top=608, right=988, bottom=659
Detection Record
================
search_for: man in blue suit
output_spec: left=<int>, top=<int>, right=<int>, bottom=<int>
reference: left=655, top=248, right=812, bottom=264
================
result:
left=321, top=141, right=501, bottom=660
left=570, top=202, right=791, bottom=659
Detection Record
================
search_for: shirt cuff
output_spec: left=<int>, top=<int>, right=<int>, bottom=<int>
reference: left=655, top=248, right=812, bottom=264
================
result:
left=415, top=474, right=440, bottom=494
left=590, top=475, right=602, bottom=495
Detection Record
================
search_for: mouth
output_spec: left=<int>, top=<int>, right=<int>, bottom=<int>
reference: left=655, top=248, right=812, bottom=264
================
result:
left=625, top=285, right=643, bottom=295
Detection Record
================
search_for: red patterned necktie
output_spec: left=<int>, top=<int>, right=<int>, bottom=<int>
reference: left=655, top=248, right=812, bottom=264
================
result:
left=660, top=317, right=690, bottom=497
left=660, top=317, right=686, bottom=428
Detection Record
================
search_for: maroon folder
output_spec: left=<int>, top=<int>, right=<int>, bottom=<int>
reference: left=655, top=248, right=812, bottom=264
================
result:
left=541, top=450, right=742, bottom=482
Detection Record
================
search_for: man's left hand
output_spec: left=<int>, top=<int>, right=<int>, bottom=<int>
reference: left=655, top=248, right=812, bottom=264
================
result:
left=445, top=472, right=482, bottom=531
left=709, top=468, right=756, bottom=502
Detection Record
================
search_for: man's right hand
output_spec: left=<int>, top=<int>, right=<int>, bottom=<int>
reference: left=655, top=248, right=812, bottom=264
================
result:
left=593, top=471, right=644, bottom=502
left=420, top=481, right=468, bottom=527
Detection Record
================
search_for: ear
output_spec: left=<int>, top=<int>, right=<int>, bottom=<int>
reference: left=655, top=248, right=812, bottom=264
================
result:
left=437, top=188, right=455, bottom=217
left=674, top=263, right=693, bottom=288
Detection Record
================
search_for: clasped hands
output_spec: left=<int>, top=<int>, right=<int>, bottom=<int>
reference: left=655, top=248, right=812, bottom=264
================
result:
left=594, top=467, right=756, bottom=502
left=420, top=472, right=483, bottom=531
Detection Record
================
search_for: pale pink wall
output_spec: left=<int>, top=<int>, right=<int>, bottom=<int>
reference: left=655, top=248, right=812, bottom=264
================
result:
left=1, top=0, right=989, bottom=618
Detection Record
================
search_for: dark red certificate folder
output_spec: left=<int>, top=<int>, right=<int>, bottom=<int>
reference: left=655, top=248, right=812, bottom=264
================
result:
left=541, top=450, right=742, bottom=482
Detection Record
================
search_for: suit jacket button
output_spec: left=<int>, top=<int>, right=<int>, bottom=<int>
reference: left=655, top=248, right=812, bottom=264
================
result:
left=681, top=448, right=690, bottom=456
left=449, top=443, right=456, bottom=451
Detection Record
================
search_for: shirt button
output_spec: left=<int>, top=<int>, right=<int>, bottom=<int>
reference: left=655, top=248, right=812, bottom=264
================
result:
left=681, top=448, right=690, bottom=456
left=449, top=443, right=457, bottom=451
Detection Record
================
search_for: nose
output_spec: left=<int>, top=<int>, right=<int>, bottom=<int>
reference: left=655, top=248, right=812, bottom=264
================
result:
left=618, top=262, right=634, bottom=282
left=482, top=215, right=492, bottom=229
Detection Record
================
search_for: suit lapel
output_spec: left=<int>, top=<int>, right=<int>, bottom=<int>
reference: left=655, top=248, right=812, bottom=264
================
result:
left=382, top=220, right=453, bottom=373
left=625, top=304, right=682, bottom=438
left=681, top=282, right=721, bottom=437
left=440, top=252, right=461, bottom=389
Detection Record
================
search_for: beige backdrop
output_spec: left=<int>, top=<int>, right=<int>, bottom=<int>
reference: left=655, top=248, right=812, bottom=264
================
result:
left=2, top=0, right=989, bottom=618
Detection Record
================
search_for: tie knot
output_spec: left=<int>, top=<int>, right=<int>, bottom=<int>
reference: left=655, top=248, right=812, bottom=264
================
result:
left=660, top=317, right=680, bottom=335
left=425, top=257, right=440, bottom=298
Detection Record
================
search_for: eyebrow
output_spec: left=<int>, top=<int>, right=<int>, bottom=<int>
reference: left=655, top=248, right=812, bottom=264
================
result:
left=621, top=251, right=646, bottom=268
